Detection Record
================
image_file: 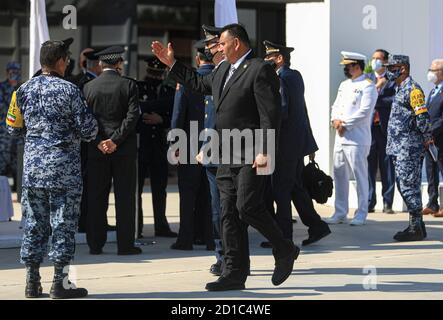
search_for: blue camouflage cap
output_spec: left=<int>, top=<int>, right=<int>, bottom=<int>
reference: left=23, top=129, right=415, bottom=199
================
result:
left=6, top=61, right=21, bottom=71
left=384, top=54, right=410, bottom=67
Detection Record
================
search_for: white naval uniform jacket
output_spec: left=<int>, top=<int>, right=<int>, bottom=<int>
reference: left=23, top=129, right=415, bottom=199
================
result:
left=331, top=74, right=379, bottom=146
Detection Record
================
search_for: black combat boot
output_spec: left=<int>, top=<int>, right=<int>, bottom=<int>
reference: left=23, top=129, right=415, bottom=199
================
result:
left=49, top=264, right=88, bottom=299
left=25, top=264, right=43, bottom=298
left=393, top=214, right=425, bottom=242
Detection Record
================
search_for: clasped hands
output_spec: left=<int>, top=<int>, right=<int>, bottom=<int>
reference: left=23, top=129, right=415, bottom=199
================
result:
left=142, top=112, right=163, bottom=125
left=333, top=120, right=347, bottom=137
left=97, top=139, right=117, bottom=155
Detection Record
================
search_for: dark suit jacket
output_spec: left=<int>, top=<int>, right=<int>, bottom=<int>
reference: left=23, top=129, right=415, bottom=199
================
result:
left=427, top=86, right=443, bottom=147
left=169, top=52, right=281, bottom=166
left=83, top=70, right=139, bottom=157
left=369, top=73, right=396, bottom=135
left=278, top=65, right=318, bottom=161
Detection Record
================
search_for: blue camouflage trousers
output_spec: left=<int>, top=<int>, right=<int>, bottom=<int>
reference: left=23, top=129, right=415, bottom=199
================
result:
left=20, top=187, right=82, bottom=265
left=392, top=155, right=424, bottom=214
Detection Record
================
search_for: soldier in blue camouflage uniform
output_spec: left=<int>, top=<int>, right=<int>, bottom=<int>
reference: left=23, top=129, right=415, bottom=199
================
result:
left=0, top=62, right=22, bottom=178
left=385, top=55, right=432, bottom=241
left=6, top=40, right=98, bottom=299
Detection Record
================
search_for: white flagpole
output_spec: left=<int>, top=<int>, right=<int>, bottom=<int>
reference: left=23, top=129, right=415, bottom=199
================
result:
left=29, top=0, right=50, bottom=79
left=214, top=0, right=238, bottom=28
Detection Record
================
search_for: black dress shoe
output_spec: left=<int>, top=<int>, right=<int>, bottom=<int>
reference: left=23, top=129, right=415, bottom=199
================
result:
left=107, top=225, right=117, bottom=232
left=170, top=242, right=193, bottom=250
left=368, top=208, right=375, bottom=213
left=302, top=226, right=331, bottom=246
left=260, top=241, right=273, bottom=248
left=50, top=281, right=88, bottom=299
left=210, top=261, right=223, bottom=276
left=383, top=204, right=395, bottom=214
left=272, top=244, right=300, bottom=286
left=155, top=230, right=178, bottom=238
left=205, top=277, right=245, bottom=291
left=25, top=282, right=43, bottom=298
left=89, top=248, right=103, bottom=255
left=117, top=247, right=142, bottom=255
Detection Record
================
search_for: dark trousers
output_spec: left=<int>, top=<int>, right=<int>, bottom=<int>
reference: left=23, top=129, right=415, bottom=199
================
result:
left=272, top=157, right=325, bottom=239
left=177, top=164, right=213, bottom=247
left=86, top=154, right=136, bottom=252
left=216, top=165, right=291, bottom=283
left=137, top=154, right=170, bottom=234
left=206, top=167, right=223, bottom=263
left=425, top=148, right=443, bottom=211
left=368, top=125, right=395, bottom=209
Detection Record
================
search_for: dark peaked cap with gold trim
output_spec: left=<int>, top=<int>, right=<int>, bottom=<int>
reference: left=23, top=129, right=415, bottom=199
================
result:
left=263, top=40, right=294, bottom=57
left=96, top=46, right=125, bottom=64
left=202, top=24, right=223, bottom=43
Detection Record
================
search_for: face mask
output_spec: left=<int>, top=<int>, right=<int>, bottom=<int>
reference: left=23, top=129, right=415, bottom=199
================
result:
left=344, top=66, right=352, bottom=79
left=8, top=71, right=21, bottom=81
left=371, top=59, right=384, bottom=72
left=264, top=59, right=277, bottom=70
left=204, top=48, right=215, bottom=62
left=428, top=71, right=438, bottom=84
left=386, top=68, right=402, bottom=81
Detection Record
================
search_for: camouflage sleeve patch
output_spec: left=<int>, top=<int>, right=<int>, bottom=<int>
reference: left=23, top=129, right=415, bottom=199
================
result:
left=410, top=88, right=427, bottom=115
left=6, top=91, right=24, bottom=128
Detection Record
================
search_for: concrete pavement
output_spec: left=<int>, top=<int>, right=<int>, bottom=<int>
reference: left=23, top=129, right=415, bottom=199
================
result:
left=1, top=186, right=443, bottom=300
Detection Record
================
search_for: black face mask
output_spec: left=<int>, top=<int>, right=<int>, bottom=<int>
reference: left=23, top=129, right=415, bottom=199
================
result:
left=204, top=48, right=215, bottom=62
left=264, top=59, right=277, bottom=70
left=344, top=66, right=352, bottom=79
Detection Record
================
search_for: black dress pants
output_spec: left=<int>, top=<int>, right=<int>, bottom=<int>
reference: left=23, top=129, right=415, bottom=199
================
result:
left=216, top=165, right=291, bottom=283
left=86, top=153, right=136, bottom=252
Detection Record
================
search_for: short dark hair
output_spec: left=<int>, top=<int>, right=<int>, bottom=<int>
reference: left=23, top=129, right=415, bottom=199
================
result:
left=40, top=41, right=69, bottom=68
left=375, top=49, right=390, bottom=61
left=221, top=23, right=250, bottom=47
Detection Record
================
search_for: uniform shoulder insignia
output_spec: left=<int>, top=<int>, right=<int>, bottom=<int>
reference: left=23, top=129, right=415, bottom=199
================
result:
left=365, top=78, right=373, bottom=83
left=410, top=87, right=427, bottom=115
left=6, top=91, right=24, bottom=128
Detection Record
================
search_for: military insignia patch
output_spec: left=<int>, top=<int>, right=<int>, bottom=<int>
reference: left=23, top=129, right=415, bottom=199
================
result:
left=6, top=91, right=24, bottom=128
left=410, top=88, right=427, bottom=115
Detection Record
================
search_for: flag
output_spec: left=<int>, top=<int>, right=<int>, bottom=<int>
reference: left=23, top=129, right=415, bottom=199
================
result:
left=215, top=0, right=238, bottom=28
left=29, top=0, right=50, bottom=78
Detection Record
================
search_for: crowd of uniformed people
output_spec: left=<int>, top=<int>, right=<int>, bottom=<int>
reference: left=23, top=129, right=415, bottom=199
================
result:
left=1, top=22, right=442, bottom=298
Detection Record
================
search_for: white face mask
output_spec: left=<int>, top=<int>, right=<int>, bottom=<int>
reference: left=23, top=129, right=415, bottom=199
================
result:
left=428, top=71, right=438, bottom=84
left=371, top=59, right=384, bottom=72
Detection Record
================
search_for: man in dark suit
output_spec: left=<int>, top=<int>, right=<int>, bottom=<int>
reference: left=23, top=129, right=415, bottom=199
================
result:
left=152, top=23, right=299, bottom=291
left=169, top=45, right=214, bottom=251
left=367, top=49, right=396, bottom=214
left=424, top=59, right=443, bottom=218
left=83, top=46, right=141, bottom=255
left=262, top=40, right=331, bottom=247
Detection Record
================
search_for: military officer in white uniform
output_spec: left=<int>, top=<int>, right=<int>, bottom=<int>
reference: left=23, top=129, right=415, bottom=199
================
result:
left=325, top=52, right=378, bottom=226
